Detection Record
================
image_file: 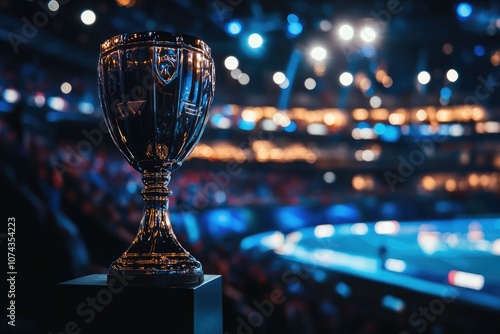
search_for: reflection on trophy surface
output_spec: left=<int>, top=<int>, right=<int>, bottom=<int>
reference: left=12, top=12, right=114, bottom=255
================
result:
left=97, top=32, right=215, bottom=286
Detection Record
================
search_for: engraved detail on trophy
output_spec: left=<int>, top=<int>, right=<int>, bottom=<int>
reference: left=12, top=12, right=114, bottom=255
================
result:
left=181, top=99, right=202, bottom=116
left=155, top=47, right=178, bottom=85
left=155, top=143, right=168, bottom=160
left=116, top=100, right=146, bottom=118
left=97, top=31, right=215, bottom=286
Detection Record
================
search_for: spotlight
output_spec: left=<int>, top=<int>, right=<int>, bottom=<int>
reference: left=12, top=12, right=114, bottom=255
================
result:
left=288, top=22, right=303, bottom=36
left=417, top=71, right=431, bottom=85
left=338, top=24, right=354, bottom=40
left=339, top=72, right=353, bottom=86
left=81, top=9, right=96, bottom=25
left=3, top=88, right=20, bottom=103
left=360, top=27, right=376, bottom=43
left=248, top=33, right=263, bottom=48
left=310, top=46, right=327, bottom=61
left=456, top=3, right=472, bottom=18
left=227, top=20, right=242, bottom=35
left=446, top=69, right=459, bottom=82
left=224, top=56, right=239, bottom=70
left=227, top=21, right=242, bottom=35
left=60, top=82, right=72, bottom=94
left=272, top=72, right=286, bottom=85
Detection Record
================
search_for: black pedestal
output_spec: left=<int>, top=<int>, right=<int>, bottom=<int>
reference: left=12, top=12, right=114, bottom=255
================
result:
left=51, top=274, right=222, bottom=334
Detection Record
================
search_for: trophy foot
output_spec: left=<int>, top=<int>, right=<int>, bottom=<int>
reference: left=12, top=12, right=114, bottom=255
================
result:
left=107, top=252, right=204, bottom=287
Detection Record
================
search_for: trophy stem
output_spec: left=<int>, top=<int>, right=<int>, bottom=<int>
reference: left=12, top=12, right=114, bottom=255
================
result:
left=107, top=168, right=204, bottom=286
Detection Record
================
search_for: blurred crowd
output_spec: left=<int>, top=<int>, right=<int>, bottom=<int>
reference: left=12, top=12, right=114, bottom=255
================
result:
left=1, top=104, right=498, bottom=334
left=0, top=113, right=404, bottom=334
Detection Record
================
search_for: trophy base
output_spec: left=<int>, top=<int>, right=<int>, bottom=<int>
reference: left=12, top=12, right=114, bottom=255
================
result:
left=107, top=252, right=204, bottom=286
left=107, top=271, right=204, bottom=286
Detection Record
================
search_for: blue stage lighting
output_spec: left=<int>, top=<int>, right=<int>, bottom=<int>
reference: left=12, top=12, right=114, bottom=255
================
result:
left=380, top=125, right=400, bottom=142
left=374, top=123, right=386, bottom=135
left=440, top=87, right=452, bottom=100
left=287, top=13, right=299, bottom=24
left=474, top=45, right=485, bottom=57
left=361, top=45, right=376, bottom=57
left=274, top=207, right=307, bottom=230
left=238, top=119, right=256, bottom=131
left=358, top=121, right=370, bottom=129
left=248, top=33, right=263, bottom=48
left=288, top=22, right=303, bottom=35
left=457, top=3, right=472, bottom=18
left=325, top=204, right=360, bottom=223
left=227, top=20, right=242, bottom=35
left=205, top=209, right=248, bottom=237
left=283, top=121, right=297, bottom=132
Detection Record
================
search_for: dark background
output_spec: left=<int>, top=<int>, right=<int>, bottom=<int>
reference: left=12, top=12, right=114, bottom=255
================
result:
left=1, top=0, right=500, bottom=333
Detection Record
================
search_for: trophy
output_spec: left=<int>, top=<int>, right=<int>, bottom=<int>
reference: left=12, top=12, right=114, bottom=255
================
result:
left=97, top=32, right=215, bottom=286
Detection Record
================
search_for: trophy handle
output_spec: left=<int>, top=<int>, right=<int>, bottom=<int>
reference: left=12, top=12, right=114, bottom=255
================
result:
left=154, top=47, right=179, bottom=86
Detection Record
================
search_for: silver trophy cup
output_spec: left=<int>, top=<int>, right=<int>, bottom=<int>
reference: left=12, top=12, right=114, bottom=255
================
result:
left=97, top=32, right=215, bottom=286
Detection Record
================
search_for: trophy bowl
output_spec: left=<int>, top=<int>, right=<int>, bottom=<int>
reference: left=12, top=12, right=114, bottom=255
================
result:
left=97, top=31, right=215, bottom=286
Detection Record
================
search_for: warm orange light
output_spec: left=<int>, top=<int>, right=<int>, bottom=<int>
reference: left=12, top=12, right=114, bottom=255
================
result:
left=480, top=174, right=491, bottom=188
left=422, top=176, right=436, bottom=191
left=416, top=109, right=427, bottom=121
left=375, top=69, right=387, bottom=82
left=471, top=107, right=485, bottom=121
left=436, top=109, right=452, bottom=122
left=491, top=50, right=500, bottom=67
left=445, top=179, right=456, bottom=192
left=324, top=112, right=336, bottom=125
left=359, top=78, right=372, bottom=92
left=352, top=108, right=368, bottom=121
left=382, top=76, right=393, bottom=88
left=468, top=173, right=479, bottom=187
left=371, top=108, right=389, bottom=121
left=116, top=0, right=135, bottom=7
left=442, top=43, right=453, bottom=55
left=388, top=113, right=405, bottom=125
left=352, top=175, right=365, bottom=190
left=314, top=63, right=326, bottom=76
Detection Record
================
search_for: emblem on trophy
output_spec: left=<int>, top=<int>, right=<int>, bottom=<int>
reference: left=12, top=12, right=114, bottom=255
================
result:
left=97, top=32, right=215, bottom=286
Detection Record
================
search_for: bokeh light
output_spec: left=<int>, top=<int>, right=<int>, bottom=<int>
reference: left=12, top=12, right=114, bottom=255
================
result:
left=81, top=10, right=96, bottom=25
left=310, top=46, right=327, bottom=61
left=339, top=24, right=354, bottom=40
left=248, top=33, right=263, bottom=48
left=417, top=71, right=431, bottom=85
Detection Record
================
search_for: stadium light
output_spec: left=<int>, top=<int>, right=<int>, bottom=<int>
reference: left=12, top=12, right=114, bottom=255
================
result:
left=338, top=24, right=354, bottom=41
left=360, top=26, right=376, bottom=43
left=417, top=71, right=431, bottom=85
left=81, top=10, right=96, bottom=25
left=310, top=46, right=327, bottom=61
left=248, top=33, right=263, bottom=49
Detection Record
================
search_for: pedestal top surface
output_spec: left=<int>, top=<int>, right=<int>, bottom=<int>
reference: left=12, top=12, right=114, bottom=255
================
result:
left=59, top=273, right=221, bottom=289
